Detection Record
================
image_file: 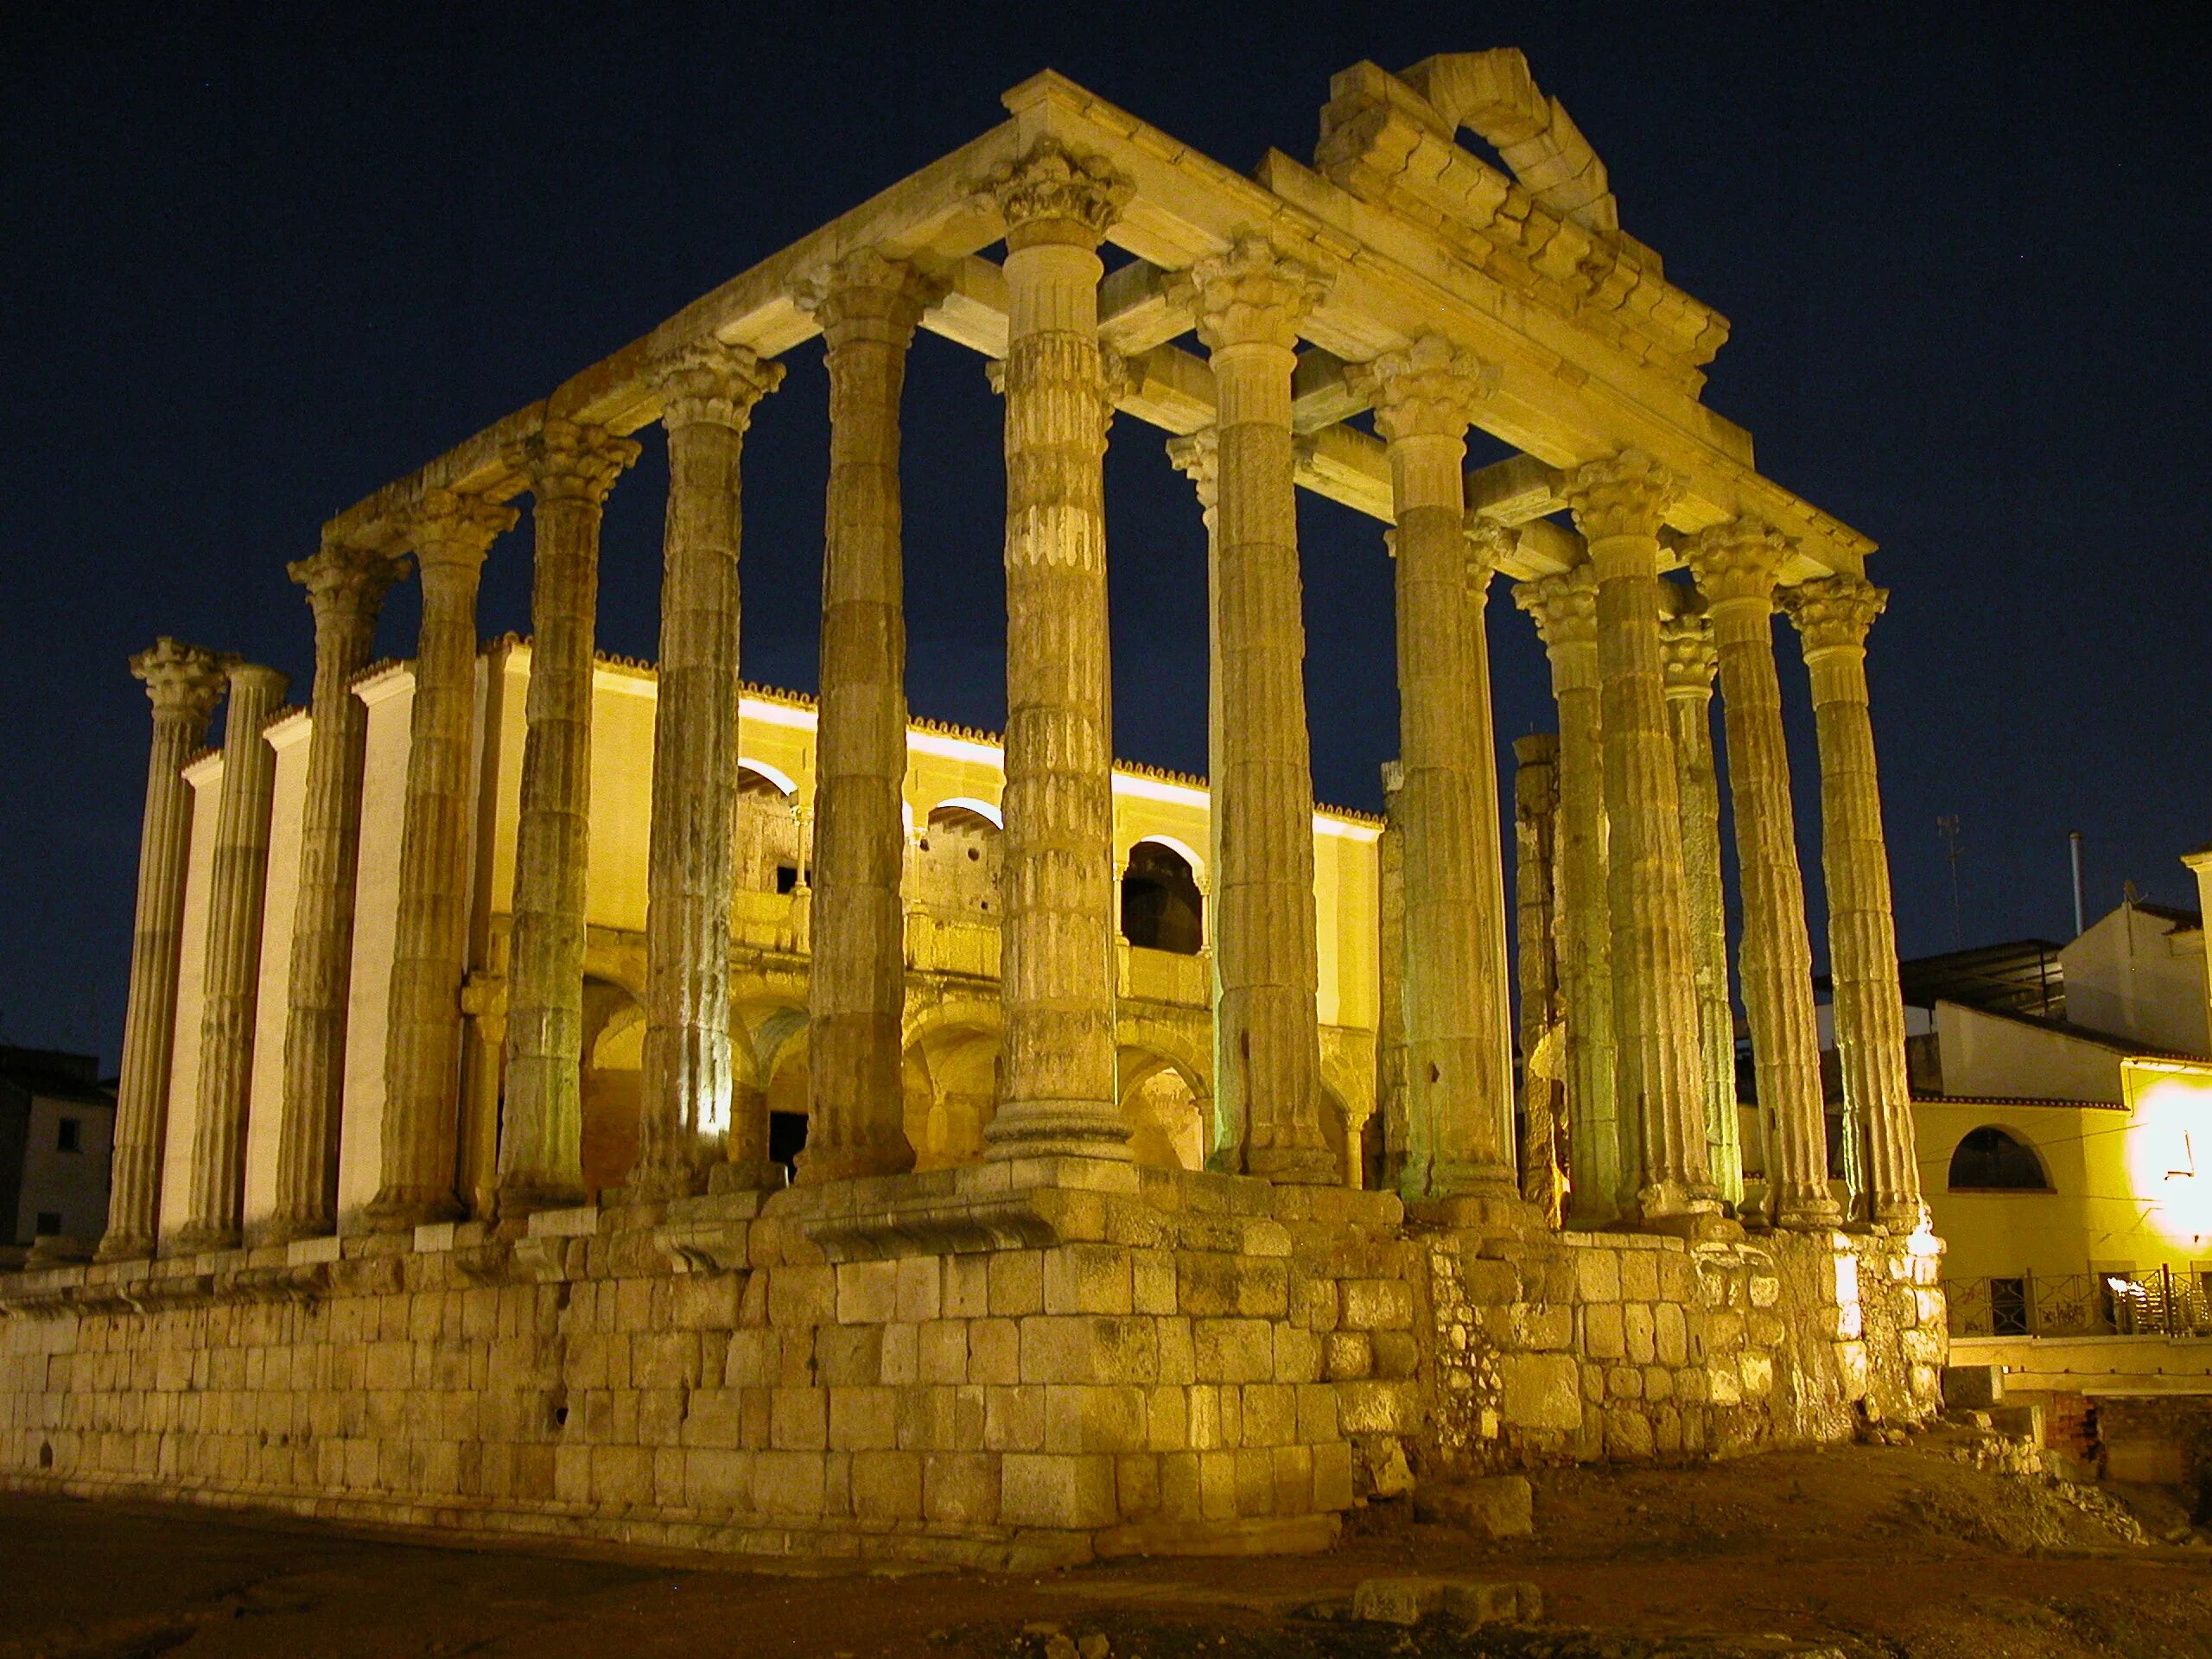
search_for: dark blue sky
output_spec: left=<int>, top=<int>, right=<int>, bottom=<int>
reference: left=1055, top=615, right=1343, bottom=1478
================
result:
left=4, top=3, right=2208, bottom=1067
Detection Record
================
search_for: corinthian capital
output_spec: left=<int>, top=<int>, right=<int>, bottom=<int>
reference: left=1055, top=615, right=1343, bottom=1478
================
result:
left=1780, top=573, right=1887, bottom=656
left=1659, top=611, right=1718, bottom=696
left=288, top=539, right=407, bottom=622
left=791, top=250, right=944, bottom=348
left=509, top=417, right=640, bottom=507
left=649, top=339, right=786, bottom=433
left=1512, top=565, right=1599, bottom=652
left=404, top=487, right=518, bottom=575
left=986, top=138, right=1131, bottom=251
left=1465, top=515, right=1521, bottom=582
left=1347, top=334, right=1499, bottom=442
left=1165, top=427, right=1219, bottom=510
left=1172, top=235, right=1330, bottom=354
left=1682, top=516, right=1789, bottom=613
left=130, top=637, right=231, bottom=726
left=1561, top=449, right=1681, bottom=543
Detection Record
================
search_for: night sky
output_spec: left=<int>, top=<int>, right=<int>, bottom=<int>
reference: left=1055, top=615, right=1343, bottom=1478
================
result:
left=5, top=3, right=2209, bottom=1070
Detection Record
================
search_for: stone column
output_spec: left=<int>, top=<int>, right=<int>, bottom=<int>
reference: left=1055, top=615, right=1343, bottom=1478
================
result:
left=1783, top=573, right=1924, bottom=1231
left=978, top=139, right=1134, bottom=1164
left=1349, top=336, right=1515, bottom=1206
left=1511, top=732, right=1564, bottom=1218
left=1658, top=604, right=1746, bottom=1208
left=1179, top=237, right=1335, bottom=1185
left=628, top=340, right=785, bottom=1198
left=1513, top=568, right=1624, bottom=1223
left=368, top=489, right=517, bottom=1230
left=499, top=419, right=639, bottom=1213
left=1375, top=760, right=1408, bottom=1194
left=792, top=251, right=935, bottom=1185
left=1686, top=524, right=1839, bottom=1229
left=172, top=660, right=289, bottom=1253
left=99, top=639, right=229, bottom=1262
left=264, top=541, right=404, bottom=1241
left=1562, top=452, right=1716, bottom=1219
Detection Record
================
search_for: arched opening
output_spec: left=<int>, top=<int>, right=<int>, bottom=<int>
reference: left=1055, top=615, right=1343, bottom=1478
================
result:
left=1360, top=1108, right=1387, bottom=1192
left=735, top=765, right=802, bottom=893
left=903, top=1019, right=1001, bottom=1169
left=579, top=977, right=644, bottom=1197
left=1122, top=840, right=1203, bottom=955
left=917, top=803, right=1002, bottom=918
left=1116, top=1049, right=1207, bottom=1171
left=1948, top=1126, right=2052, bottom=1192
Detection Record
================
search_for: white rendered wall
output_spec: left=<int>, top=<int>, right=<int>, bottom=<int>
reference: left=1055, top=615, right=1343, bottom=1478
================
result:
left=243, top=711, right=312, bottom=1228
left=336, top=670, right=414, bottom=1224
left=156, top=756, right=223, bottom=1242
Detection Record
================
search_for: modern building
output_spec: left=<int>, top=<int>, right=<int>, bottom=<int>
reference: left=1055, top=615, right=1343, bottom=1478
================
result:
left=0, top=1048, right=114, bottom=1257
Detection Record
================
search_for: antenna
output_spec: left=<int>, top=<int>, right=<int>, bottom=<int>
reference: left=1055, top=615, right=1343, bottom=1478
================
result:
left=2069, top=830, right=2086, bottom=938
left=1936, top=815, right=1963, bottom=949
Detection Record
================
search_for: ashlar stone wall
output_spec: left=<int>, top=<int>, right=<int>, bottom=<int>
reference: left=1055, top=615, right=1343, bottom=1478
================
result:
left=0, top=1170, right=1942, bottom=1565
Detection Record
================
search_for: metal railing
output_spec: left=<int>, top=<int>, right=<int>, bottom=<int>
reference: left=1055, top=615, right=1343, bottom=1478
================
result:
left=1948, top=1268, right=2212, bottom=1338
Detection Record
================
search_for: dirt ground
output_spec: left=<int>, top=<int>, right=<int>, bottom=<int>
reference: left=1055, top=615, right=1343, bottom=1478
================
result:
left=3, top=1429, right=2207, bottom=1659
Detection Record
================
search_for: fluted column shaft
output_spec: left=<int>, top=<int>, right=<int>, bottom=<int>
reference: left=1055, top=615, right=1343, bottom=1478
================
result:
left=1786, top=575, right=1924, bottom=1230
left=1659, top=608, right=1745, bottom=1208
left=499, top=420, right=639, bottom=1211
left=630, top=343, right=784, bottom=1198
left=1688, top=525, right=1838, bottom=1228
left=794, top=253, right=930, bottom=1185
left=1352, top=336, right=1515, bottom=1204
left=370, top=491, right=517, bottom=1229
left=980, top=141, right=1133, bottom=1162
left=100, top=640, right=227, bottom=1261
left=1566, top=453, right=1715, bottom=1219
left=265, top=543, right=402, bottom=1241
left=174, top=662, right=289, bottom=1252
left=1183, top=238, right=1334, bottom=1184
left=1515, top=569, right=1624, bottom=1223
left=1511, top=732, right=1564, bottom=1217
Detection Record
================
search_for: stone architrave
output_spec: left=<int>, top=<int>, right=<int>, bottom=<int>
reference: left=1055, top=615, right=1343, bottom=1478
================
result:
left=264, top=540, right=404, bottom=1242
left=791, top=251, right=936, bottom=1185
left=499, top=419, right=639, bottom=1214
left=1685, top=523, right=1839, bottom=1229
left=1513, top=567, right=1623, bottom=1223
left=1177, top=236, right=1335, bottom=1185
left=977, top=139, right=1135, bottom=1164
left=172, top=661, right=289, bottom=1253
left=630, top=340, right=785, bottom=1199
left=1511, top=731, right=1564, bottom=1218
left=1348, top=335, right=1516, bottom=1205
left=368, top=489, right=517, bottom=1230
left=99, top=640, right=229, bottom=1262
left=1562, top=452, right=1717, bottom=1219
left=1783, top=573, right=1924, bottom=1231
left=1657, top=603, right=1745, bottom=1208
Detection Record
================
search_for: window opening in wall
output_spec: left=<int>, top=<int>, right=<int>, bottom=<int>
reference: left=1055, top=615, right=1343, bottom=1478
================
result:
left=775, top=863, right=799, bottom=894
left=1948, top=1125, right=2051, bottom=1191
left=56, top=1117, right=79, bottom=1153
left=1121, top=841, right=1203, bottom=954
left=33, top=1211, right=60, bottom=1237
left=768, top=1109, right=808, bottom=1175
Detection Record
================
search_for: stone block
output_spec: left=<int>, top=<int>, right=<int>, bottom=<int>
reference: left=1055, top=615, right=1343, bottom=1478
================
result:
left=1337, top=1380, right=1419, bottom=1434
left=771, top=1387, right=827, bottom=1451
left=989, top=1251, right=1046, bottom=1317
left=769, top=1265, right=836, bottom=1329
left=1738, top=1351, right=1774, bottom=1399
left=1654, top=1301, right=1688, bottom=1367
left=1160, top=1451, right=1204, bottom=1521
left=1575, top=1249, right=1621, bottom=1304
left=1415, top=1474, right=1534, bottom=1538
left=1323, top=1332, right=1373, bottom=1381
left=828, top=1386, right=898, bottom=1451
left=1274, top=1325, right=1321, bottom=1383
left=983, top=1384, right=1046, bottom=1452
left=1313, top=1439, right=1354, bottom=1511
left=879, top=1322, right=919, bottom=1386
left=1194, top=1319, right=1274, bottom=1383
left=1198, top=1449, right=1238, bottom=1520
left=813, top=1324, right=881, bottom=1388
left=1605, top=1405, right=1655, bottom=1460
left=1133, top=1252, right=1177, bottom=1316
left=918, top=1319, right=969, bottom=1385
left=968, top=1318, right=1020, bottom=1386
left=1340, top=1279, right=1413, bottom=1331
left=753, top=1449, right=826, bottom=1516
left=944, top=1253, right=989, bottom=1319
left=1001, top=1452, right=1116, bottom=1529
left=1510, top=1303, right=1573, bottom=1351
left=895, top=1255, right=942, bottom=1324
left=895, top=1384, right=957, bottom=1452
left=1624, top=1303, right=1656, bottom=1365
left=1045, top=1384, right=1149, bottom=1454
left=1442, top=1580, right=1540, bottom=1625
left=851, top=1448, right=923, bottom=1520
left=1620, top=1251, right=1660, bottom=1302
left=1942, top=1363, right=2004, bottom=1412
left=1045, top=1245, right=1133, bottom=1315
left=1370, top=1331, right=1420, bottom=1379
left=922, top=1450, right=1000, bottom=1526
left=1583, top=1302, right=1624, bottom=1361
left=836, top=1261, right=899, bottom=1325
left=1500, top=1353, right=1582, bottom=1431
left=1241, top=1383, right=1296, bottom=1448
left=1156, top=1317, right=1195, bottom=1387
left=591, top=1444, right=653, bottom=1508
left=1234, top=1446, right=1276, bottom=1516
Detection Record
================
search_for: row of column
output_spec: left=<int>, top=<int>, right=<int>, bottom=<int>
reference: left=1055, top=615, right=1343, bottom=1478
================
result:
left=96, top=136, right=1923, bottom=1256
left=1512, top=495, right=1922, bottom=1230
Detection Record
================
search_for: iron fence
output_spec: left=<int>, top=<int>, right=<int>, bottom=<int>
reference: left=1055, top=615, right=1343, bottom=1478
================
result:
left=1948, top=1268, right=2212, bottom=1338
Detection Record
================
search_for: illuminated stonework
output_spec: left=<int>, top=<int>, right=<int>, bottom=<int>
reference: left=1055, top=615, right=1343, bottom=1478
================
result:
left=3, top=49, right=1940, bottom=1563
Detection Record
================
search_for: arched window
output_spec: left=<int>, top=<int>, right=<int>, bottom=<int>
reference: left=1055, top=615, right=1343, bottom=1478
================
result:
left=1122, top=841, right=1203, bottom=955
left=1948, top=1126, right=2052, bottom=1192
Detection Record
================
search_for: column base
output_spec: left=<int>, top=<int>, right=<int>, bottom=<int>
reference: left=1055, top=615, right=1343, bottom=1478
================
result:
left=93, top=1231, right=155, bottom=1264
left=983, top=1100, right=1134, bottom=1164
left=793, top=1141, right=918, bottom=1186
left=163, top=1222, right=242, bottom=1257
left=251, top=1212, right=337, bottom=1248
left=1872, top=1198, right=1933, bottom=1236
left=1773, top=1185, right=1846, bottom=1232
left=1247, top=1143, right=1339, bottom=1186
left=363, top=1187, right=465, bottom=1234
left=1408, top=1190, right=1545, bottom=1236
left=1635, top=1177, right=1724, bottom=1223
left=616, top=1159, right=710, bottom=1205
left=496, top=1179, right=587, bottom=1221
left=1633, top=1211, right=1745, bottom=1244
